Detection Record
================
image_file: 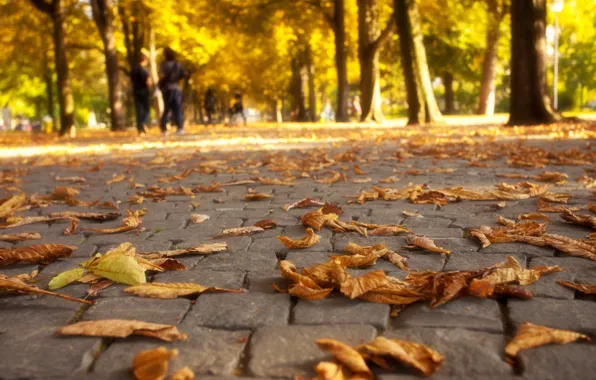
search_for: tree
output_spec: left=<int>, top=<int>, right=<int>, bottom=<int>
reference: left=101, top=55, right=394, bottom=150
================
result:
left=508, top=0, right=559, bottom=125
left=29, top=0, right=75, bottom=136
left=477, top=0, right=506, bottom=115
left=357, top=0, right=393, bottom=122
left=394, top=0, right=443, bottom=125
left=90, top=0, right=125, bottom=131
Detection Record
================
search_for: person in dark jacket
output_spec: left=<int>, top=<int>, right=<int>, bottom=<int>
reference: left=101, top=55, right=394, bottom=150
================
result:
left=158, top=47, right=187, bottom=136
left=204, top=88, right=216, bottom=125
left=131, top=55, right=151, bottom=136
left=228, top=92, right=247, bottom=126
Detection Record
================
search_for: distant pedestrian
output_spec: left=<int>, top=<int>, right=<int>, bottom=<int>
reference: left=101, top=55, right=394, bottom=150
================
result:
left=352, top=95, right=362, bottom=121
left=228, top=92, right=247, bottom=126
left=158, top=47, right=187, bottom=136
left=205, top=88, right=216, bottom=125
left=131, top=54, right=151, bottom=136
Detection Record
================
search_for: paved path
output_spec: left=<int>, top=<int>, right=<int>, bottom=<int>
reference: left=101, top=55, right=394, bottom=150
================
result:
left=0, top=122, right=595, bottom=379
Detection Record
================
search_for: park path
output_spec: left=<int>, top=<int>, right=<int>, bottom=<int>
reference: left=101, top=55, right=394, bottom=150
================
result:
left=0, top=121, right=595, bottom=379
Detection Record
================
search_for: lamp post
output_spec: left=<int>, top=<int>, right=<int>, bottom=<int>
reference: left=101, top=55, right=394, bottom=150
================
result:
left=552, top=0, right=564, bottom=110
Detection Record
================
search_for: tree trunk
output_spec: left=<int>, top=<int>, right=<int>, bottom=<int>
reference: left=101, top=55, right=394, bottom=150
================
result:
left=508, top=0, right=559, bottom=125
left=394, top=0, right=443, bottom=124
left=333, top=0, right=349, bottom=122
left=91, top=0, right=125, bottom=131
left=443, top=72, right=455, bottom=114
left=477, top=0, right=501, bottom=115
left=306, top=45, right=317, bottom=122
left=42, top=50, right=56, bottom=132
left=357, top=0, right=384, bottom=122
left=290, top=54, right=309, bottom=122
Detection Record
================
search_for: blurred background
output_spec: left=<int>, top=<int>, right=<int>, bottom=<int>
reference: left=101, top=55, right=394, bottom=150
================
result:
left=0, top=0, right=594, bottom=134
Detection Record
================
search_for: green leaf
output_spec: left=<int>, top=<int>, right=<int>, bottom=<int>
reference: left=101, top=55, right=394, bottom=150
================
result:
left=87, top=255, right=146, bottom=285
left=48, top=267, right=85, bottom=290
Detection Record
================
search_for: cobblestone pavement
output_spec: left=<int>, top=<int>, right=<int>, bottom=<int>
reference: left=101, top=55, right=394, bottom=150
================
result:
left=0, top=124, right=595, bottom=380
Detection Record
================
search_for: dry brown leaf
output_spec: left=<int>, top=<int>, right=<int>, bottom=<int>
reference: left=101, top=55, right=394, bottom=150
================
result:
left=505, top=322, right=590, bottom=357
left=97, top=201, right=120, bottom=209
left=560, top=209, right=596, bottom=229
left=0, top=193, right=26, bottom=218
left=149, top=258, right=187, bottom=271
left=517, top=213, right=551, bottom=221
left=125, top=282, right=245, bottom=299
left=157, top=169, right=192, bottom=183
left=406, top=235, right=451, bottom=254
left=137, top=243, right=228, bottom=260
left=310, top=361, right=350, bottom=380
left=340, top=270, right=388, bottom=299
left=55, top=176, right=86, bottom=183
left=0, top=277, right=92, bottom=304
left=87, top=279, right=114, bottom=297
left=106, top=173, right=126, bottom=185
left=480, top=256, right=561, bottom=286
left=129, top=195, right=145, bottom=204
left=369, top=226, right=410, bottom=236
left=316, top=339, right=371, bottom=377
left=360, top=336, right=444, bottom=376
left=288, top=283, right=334, bottom=300
left=316, top=171, right=347, bottom=184
left=190, top=214, right=209, bottom=224
left=283, top=197, right=325, bottom=212
left=352, top=177, right=372, bottom=184
left=169, top=367, right=195, bottom=380
left=254, top=219, right=278, bottom=229
left=532, top=171, right=568, bottom=183
left=82, top=209, right=144, bottom=234
left=402, top=210, right=422, bottom=218
left=0, top=215, right=70, bottom=229
left=216, top=226, right=264, bottom=238
left=301, top=209, right=330, bottom=231
left=556, top=280, right=596, bottom=295
left=132, top=346, right=178, bottom=380
left=379, top=176, right=400, bottom=184
left=540, top=192, right=572, bottom=204
left=0, top=232, right=42, bottom=242
left=352, top=165, right=368, bottom=175
left=244, top=192, right=273, bottom=201
left=0, top=244, right=76, bottom=266
left=49, top=211, right=121, bottom=221
left=537, top=199, right=579, bottom=213
left=58, top=319, right=188, bottom=342
left=277, top=228, right=321, bottom=249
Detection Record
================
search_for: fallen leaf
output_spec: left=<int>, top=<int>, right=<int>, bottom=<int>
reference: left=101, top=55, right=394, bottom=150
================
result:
left=532, top=171, right=568, bottom=183
left=85, top=254, right=146, bottom=285
left=132, top=346, right=178, bottom=380
left=277, top=228, right=321, bottom=249
left=402, top=210, right=422, bottom=218
left=149, top=258, right=187, bottom=271
left=0, top=215, right=70, bottom=229
left=87, top=280, right=114, bottom=296
left=82, top=209, right=143, bottom=234
left=0, top=277, right=92, bottom=304
left=106, top=173, right=126, bottom=185
left=0, top=244, right=76, bottom=266
left=505, top=322, right=590, bottom=357
left=244, top=192, right=273, bottom=201
left=316, top=339, right=371, bottom=377
left=353, top=165, right=368, bottom=175
left=48, top=267, right=86, bottom=290
left=540, top=192, right=572, bottom=204
left=340, top=270, right=388, bottom=299
left=58, top=319, right=187, bottom=342
left=537, top=199, right=579, bottom=213
left=137, top=243, right=228, bottom=259
left=316, top=171, right=346, bottom=184
left=97, top=201, right=120, bottom=209
left=379, top=176, right=400, bottom=184
left=124, top=282, right=245, bottom=299
left=288, top=283, right=334, bottom=300
left=360, top=336, right=444, bottom=376
left=190, top=214, right=209, bottom=224
left=556, top=280, right=596, bottom=295
left=49, top=211, right=121, bottom=221
left=216, top=226, right=264, bottom=237
left=254, top=219, right=277, bottom=229
left=283, top=197, right=325, bottom=212
left=55, top=176, right=86, bottom=183
left=170, top=366, right=195, bottom=380
left=406, top=235, right=451, bottom=254
left=369, top=226, right=410, bottom=236
left=0, top=193, right=26, bottom=218
left=517, top=213, right=550, bottom=221
left=0, top=232, right=42, bottom=242
left=560, top=209, right=596, bottom=229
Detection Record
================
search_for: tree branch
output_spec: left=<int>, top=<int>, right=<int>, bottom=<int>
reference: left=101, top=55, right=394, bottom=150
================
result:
left=29, top=0, right=53, bottom=15
left=372, top=12, right=395, bottom=53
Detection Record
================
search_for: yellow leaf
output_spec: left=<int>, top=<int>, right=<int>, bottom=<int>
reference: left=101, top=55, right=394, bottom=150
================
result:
left=0, top=193, right=26, bottom=218
left=48, top=267, right=85, bottom=290
left=133, top=347, right=178, bottom=380
left=58, top=319, right=187, bottom=342
left=87, top=255, right=146, bottom=285
left=277, top=228, right=321, bottom=249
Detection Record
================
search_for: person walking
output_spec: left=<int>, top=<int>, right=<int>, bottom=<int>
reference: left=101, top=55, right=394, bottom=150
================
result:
left=204, top=88, right=216, bottom=125
left=131, top=55, right=151, bottom=136
left=228, top=92, right=247, bottom=126
left=158, top=47, right=187, bottom=136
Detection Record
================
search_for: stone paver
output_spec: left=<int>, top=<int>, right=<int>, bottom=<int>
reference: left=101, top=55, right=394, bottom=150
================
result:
left=1, top=132, right=595, bottom=379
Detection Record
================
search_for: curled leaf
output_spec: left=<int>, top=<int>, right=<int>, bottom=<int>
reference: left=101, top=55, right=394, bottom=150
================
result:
left=0, top=244, right=76, bottom=266
left=216, top=226, right=264, bottom=237
left=170, top=367, right=195, bottom=380
left=283, top=197, right=325, bottom=212
left=316, top=339, right=371, bottom=376
left=556, top=280, right=596, bottom=295
left=406, top=235, right=450, bottom=254
left=138, top=243, right=228, bottom=259
left=244, top=192, right=273, bottom=201
left=254, top=219, right=278, bottom=229
left=190, top=214, right=209, bottom=224
left=505, top=322, right=590, bottom=357
left=277, top=228, right=321, bottom=249
left=0, top=232, right=42, bottom=242
left=132, top=346, right=178, bottom=380
left=0, top=193, right=26, bottom=218
left=49, top=211, right=121, bottom=221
